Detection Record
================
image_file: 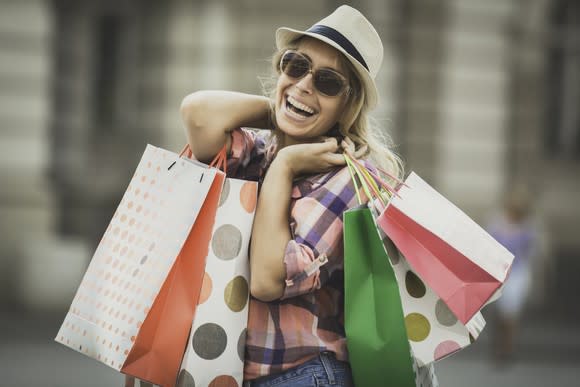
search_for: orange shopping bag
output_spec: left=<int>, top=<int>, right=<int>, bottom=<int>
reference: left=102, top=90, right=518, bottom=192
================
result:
left=56, top=144, right=225, bottom=386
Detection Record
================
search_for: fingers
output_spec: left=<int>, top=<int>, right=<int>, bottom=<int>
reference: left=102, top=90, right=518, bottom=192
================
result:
left=313, top=137, right=339, bottom=153
left=325, top=152, right=347, bottom=166
left=341, top=137, right=368, bottom=159
left=307, top=138, right=345, bottom=166
left=341, top=138, right=355, bottom=154
left=322, top=137, right=346, bottom=165
left=281, top=138, right=346, bottom=174
left=353, top=144, right=368, bottom=159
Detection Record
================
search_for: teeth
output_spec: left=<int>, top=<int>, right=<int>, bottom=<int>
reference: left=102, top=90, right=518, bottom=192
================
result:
left=287, top=95, right=315, bottom=114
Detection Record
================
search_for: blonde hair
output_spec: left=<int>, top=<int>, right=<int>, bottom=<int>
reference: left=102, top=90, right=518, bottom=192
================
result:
left=261, top=37, right=404, bottom=183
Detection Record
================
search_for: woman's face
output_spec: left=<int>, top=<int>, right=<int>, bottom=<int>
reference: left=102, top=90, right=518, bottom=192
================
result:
left=275, top=38, right=349, bottom=145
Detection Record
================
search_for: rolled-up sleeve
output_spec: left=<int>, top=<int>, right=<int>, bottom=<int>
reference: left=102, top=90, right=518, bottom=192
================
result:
left=226, top=128, right=255, bottom=176
left=281, top=167, right=357, bottom=299
left=226, top=127, right=272, bottom=181
left=282, top=240, right=325, bottom=298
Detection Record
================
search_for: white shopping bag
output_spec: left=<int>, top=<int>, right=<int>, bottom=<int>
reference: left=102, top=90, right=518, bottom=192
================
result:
left=377, top=172, right=514, bottom=324
left=56, top=144, right=223, bottom=387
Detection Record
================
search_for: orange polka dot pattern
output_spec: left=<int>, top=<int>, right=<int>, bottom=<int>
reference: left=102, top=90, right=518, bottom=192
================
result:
left=373, top=208, right=486, bottom=367
left=55, top=145, right=217, bottom=371
left=178, top=178, right=257, bottom=387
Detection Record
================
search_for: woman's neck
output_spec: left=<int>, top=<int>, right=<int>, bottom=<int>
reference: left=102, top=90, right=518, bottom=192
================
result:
left=277, top=131, right=319, bottom=150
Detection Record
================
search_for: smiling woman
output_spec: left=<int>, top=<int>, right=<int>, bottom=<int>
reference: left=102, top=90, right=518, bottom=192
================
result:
left=274, top=39, right=350, bottom=144
left=177, top=5, right=419, bottom=387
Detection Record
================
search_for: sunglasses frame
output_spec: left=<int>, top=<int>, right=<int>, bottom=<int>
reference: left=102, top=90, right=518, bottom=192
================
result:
left=279, top=50, right=351, bottom=97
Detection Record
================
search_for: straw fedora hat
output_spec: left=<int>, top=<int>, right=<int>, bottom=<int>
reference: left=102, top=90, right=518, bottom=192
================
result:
left=276, top=5, right=383, bottom=108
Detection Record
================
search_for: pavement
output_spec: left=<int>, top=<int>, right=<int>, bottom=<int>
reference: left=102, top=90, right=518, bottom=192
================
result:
left=0, top=308, right=578, bottom=387
left=435, top=314, right=580, bottom=387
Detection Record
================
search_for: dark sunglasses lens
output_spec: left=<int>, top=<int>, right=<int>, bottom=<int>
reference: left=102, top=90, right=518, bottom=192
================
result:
left=281, top=51, right=346, bottom=96
left=281, top=52, right=310, bottom=78
left=315, top=71, right=345, bottom=96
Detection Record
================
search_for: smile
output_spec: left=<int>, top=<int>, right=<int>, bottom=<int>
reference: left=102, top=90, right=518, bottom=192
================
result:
left=285, top=95, right=317, bottom=118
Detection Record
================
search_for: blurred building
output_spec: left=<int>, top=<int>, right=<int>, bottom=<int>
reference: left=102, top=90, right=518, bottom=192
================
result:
left=0, top=0, right=578, bottom=315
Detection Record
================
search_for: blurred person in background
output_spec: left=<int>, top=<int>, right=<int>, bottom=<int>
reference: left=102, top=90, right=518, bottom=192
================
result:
left=176, top=4, right=437, bottom=387
left=487, top=184, right=541, bottom=366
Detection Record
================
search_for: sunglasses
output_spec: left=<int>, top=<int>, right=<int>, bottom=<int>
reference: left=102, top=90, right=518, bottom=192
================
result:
left=279, top=50, right=350, bottom=97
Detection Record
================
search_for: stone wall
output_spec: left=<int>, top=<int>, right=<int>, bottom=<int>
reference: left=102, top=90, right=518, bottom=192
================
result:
left=0, top=0, right=56, bottom=304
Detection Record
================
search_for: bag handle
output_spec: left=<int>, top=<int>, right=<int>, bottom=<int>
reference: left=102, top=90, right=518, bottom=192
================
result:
left=175, top=143, right=228, bottom=174
left=344, top=152, right=403, bottom=210
left=344, top=150, right=404, bottom=195
left=345, top=154, right=380, bottom=206
left=208, top=144, right=228, bottom=174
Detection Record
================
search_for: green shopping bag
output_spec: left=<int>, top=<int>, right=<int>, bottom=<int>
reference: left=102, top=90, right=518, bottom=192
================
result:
left=343, top=154, right=416, bottom=387
left=344, top=207, right=416, bottom=386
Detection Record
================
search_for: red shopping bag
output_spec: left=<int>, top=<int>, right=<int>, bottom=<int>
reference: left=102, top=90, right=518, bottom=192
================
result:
left=376, top=172, right=514, bottom=324
left=56, top=145, right=225, bottom=387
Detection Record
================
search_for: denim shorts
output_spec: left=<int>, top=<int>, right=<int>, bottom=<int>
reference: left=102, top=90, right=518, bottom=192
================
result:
left=243, top=351, right=354, bottom=387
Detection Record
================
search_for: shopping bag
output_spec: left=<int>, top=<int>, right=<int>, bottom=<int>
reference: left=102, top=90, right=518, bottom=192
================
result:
left=343, top=205, right=417, bottom=387
left=376, top=172, right=514, bottom=324
left=344, top=206, right=439, bottom=387
left=344, top=153, right=488, bottom=369
left=374, top=213, right=486, bottom=366
left=176, top=146, right=257, bottom=386
left=55, top=144, right=225, bottom=387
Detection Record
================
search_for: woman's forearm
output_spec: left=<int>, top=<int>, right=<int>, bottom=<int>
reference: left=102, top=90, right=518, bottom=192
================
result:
left=249, top=157, right=294, bottom=301
left=249, top=140, right=345, bottom=301
left=180, top=90, right=271, bottom=162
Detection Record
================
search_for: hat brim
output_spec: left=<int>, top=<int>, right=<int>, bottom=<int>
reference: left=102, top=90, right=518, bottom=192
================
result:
left=276, top=27, right=378, bottom=108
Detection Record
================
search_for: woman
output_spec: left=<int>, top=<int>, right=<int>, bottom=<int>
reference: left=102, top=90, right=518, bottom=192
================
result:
left=182, top=5, right=402, bottom=386
left=488, top=185, right=540, bottom=366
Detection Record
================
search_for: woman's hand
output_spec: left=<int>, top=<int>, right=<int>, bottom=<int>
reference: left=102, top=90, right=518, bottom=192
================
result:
left=275, top=137, right=346, bottom=177
left=341, top=137, right=368, bottom=159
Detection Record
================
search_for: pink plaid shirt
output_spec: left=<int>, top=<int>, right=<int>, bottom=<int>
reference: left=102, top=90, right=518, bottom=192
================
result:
left=226, top=128, right=370, bottom=380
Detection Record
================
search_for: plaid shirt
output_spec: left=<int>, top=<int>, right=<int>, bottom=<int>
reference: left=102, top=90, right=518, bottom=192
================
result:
left=226, top=128, right=368, bottom=380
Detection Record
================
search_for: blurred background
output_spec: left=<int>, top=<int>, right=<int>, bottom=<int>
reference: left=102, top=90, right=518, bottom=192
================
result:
left=1, top=0, right=579, bottom=386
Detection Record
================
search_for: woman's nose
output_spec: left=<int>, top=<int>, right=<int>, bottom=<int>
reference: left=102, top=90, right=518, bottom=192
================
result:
left=294, top=71, right=314, bottom=94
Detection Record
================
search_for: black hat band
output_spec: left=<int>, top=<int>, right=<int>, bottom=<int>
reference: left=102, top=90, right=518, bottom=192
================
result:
left=306, top=25, right=369, bottom=71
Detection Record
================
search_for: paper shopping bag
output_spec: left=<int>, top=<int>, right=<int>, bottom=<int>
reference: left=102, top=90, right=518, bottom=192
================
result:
left=55, top=144, right=225, bottom=387
left=373, top=211, right=486, bottom=366
left=344, top=206, right=417, bottom=387
left=376, top=172, right=514, bottom=324
left=177, top=175, right=257, bottom=387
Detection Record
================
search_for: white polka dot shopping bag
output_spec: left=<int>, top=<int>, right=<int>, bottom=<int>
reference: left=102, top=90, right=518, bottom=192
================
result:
left=376, top=222, right=486, bottom=366
left=170, top=145, right=256, bottom=387
left=177, top=175, right=257, bottom=387
left=55, top=144, right=226, bottom=387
